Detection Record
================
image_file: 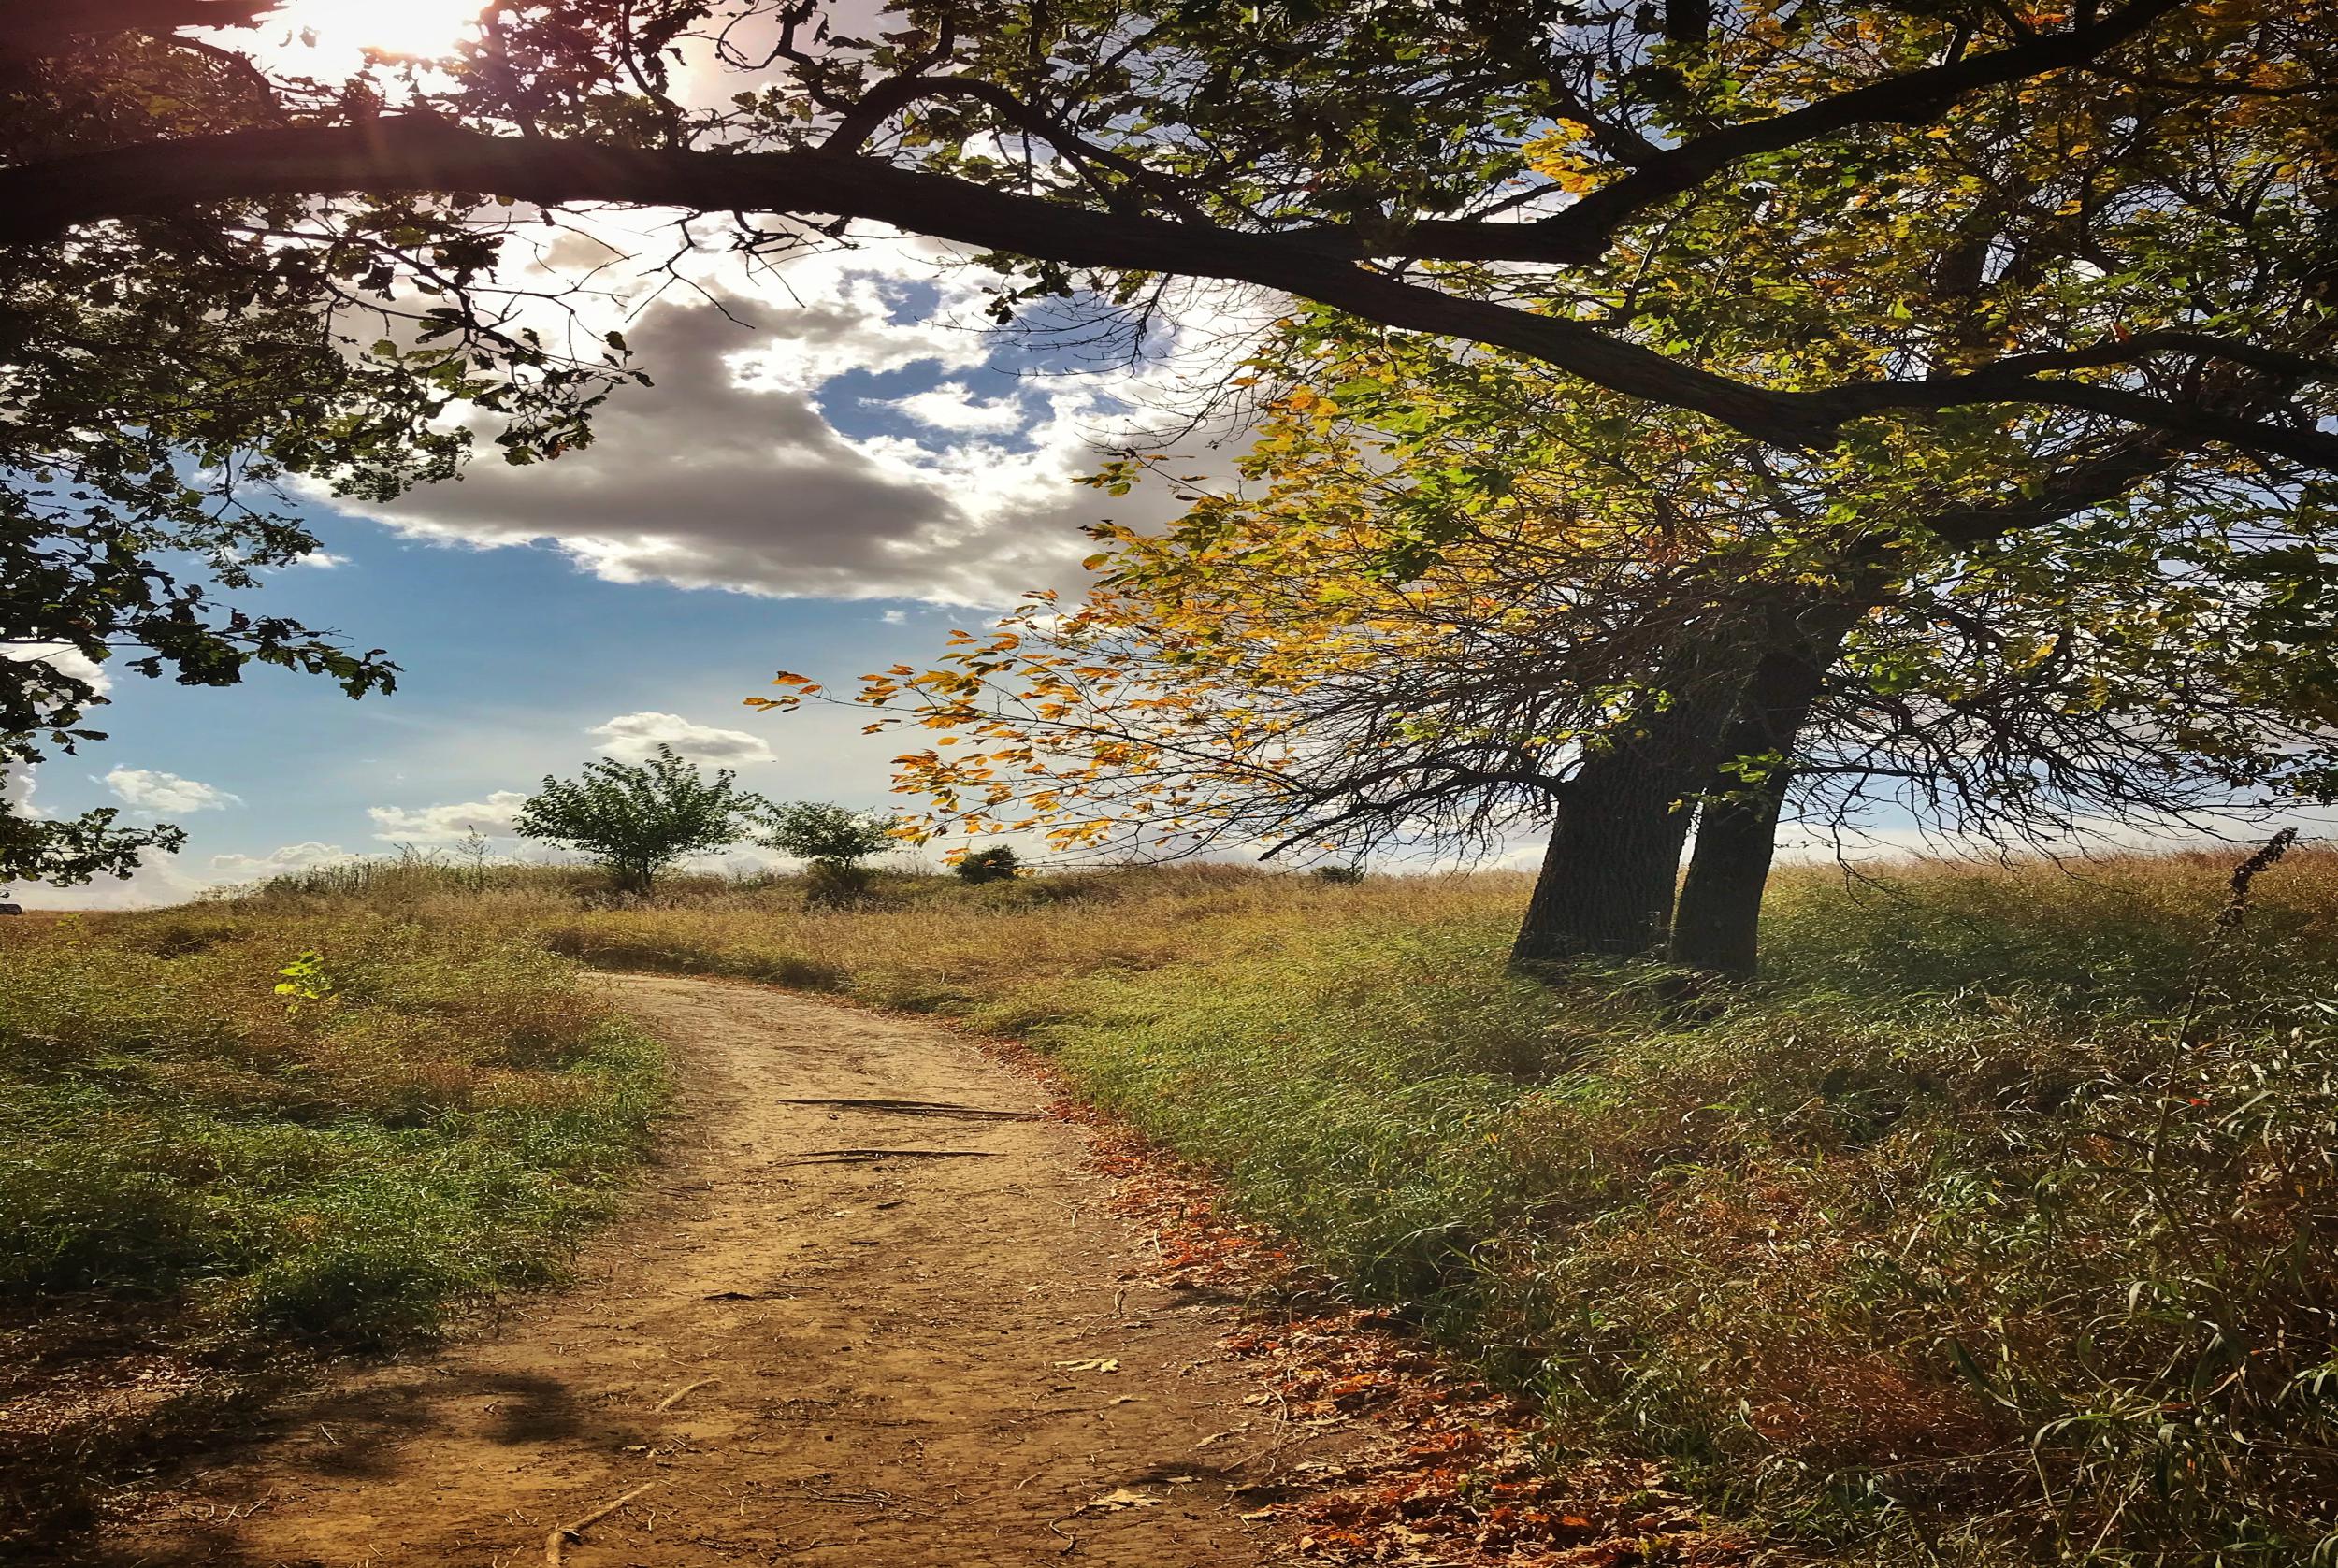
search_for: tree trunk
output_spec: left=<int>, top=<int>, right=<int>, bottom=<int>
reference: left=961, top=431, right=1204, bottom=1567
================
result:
left=1510, top=638, right=1748, bottom=965
left=1510, top=743, right=1704, bottom=962
left=1669, top=606, right=1862, bottom=975
left=1669, top=773, right=1790, bottom=976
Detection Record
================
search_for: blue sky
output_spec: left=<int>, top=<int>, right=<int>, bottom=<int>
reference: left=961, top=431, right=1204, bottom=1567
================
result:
left=16, top=233, right=1241, bottom=905
left=29, top=518, right=956, bottom=902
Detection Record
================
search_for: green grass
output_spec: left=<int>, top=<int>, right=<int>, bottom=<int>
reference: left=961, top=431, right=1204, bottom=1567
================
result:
left=56, top=846, right=2338, bottom=1565
left=1028, top=892, right=2338, bottom=1565
left=0, top=912, right=664, bottom=1346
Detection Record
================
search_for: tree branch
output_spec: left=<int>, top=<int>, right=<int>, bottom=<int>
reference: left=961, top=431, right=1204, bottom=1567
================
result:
left=1515, top=0, right=2192, bottom=265
left=6, top=108, right=2332, bottom=466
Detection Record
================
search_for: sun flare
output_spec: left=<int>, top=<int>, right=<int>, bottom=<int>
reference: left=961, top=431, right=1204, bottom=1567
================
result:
left=281, top=0, right=485, bottom=64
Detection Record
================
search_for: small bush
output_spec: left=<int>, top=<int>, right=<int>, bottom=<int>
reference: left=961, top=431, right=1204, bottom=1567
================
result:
left=955, top=844, right=1021, bottom=883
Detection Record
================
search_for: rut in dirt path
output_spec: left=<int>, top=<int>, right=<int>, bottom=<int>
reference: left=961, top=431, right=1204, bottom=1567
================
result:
left=106, top=974, right=1354, bottom=1567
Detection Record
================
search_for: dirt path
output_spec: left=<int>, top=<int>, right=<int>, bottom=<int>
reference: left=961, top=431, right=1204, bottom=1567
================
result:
left=107, top=974, right=1352, bottom=1567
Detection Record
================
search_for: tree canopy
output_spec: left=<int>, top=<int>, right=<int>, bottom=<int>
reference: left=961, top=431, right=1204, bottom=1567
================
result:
left=755, top=800, right=900, bottom=867
left=513, top=743, right=759, bottom=891
left=7, top=0, right=2338, bottom=921
left=773, top=313, right=2338, bottom=969
left=4, top=1, right=2335, bottom=463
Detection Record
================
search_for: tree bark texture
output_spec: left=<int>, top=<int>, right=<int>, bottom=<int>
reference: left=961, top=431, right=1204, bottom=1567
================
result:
left=1510, top=640, right=1748, bottom=965
left=1667, top=608, right=1858, bottom=974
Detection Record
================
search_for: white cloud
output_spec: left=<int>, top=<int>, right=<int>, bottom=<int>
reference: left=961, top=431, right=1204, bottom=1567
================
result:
left=4, top=641, right=112, bottom=698
left=880, top=609, right=908, bottom=625
left=891, top=381, right=1030, bottom=434
left=326, top=242, right=1221, bottom=607
left=208, top=842, right=356, bottom=878
left=104, top=768, right=240, bottom=813
left=2, top=765, right=36, bottom=820
left=590, top=710, right=774, bottom=764
left=368, top=790, right=530, bottom=843
left=15, top=855, right=212, bottom=910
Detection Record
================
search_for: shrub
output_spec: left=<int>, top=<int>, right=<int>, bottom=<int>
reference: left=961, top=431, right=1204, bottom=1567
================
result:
left=955, top=844, right=1021, bottom=884
left=514, top=744, right=759, bottom=894
left=756, top=800, right=900, bottom=866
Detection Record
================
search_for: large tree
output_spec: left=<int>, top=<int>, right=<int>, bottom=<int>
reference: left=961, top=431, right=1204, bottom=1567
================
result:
left=791, top=323, right=2338, bottom=972
left=6, top=0, right=2337, bottom=916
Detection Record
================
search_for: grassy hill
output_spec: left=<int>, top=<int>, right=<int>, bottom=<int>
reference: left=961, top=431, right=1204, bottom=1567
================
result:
left=8, top=847, right=2336, bottom=1563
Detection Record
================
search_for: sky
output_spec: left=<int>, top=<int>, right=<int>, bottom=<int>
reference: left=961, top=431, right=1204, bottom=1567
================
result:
left=8, top=3, right=1285, bottom=907
left=13, top=225, right=1266, bottom=906
left=13, top=223, right=2324, bottom=907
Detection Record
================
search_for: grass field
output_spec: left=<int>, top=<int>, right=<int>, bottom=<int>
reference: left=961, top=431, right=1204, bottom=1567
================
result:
left=0, top=908, right=664, bottom=1546
left=15, top=845, right=2338, bottom=1564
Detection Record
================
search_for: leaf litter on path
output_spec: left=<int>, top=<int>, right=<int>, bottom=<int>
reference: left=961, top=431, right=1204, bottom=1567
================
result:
left=967, top=1029, right=1757, bottom=1568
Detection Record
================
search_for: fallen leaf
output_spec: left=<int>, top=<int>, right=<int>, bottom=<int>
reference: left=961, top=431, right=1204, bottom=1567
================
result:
left=1083, top=1487, right=1162, bottom=1512
left=1053, top=1358, right=1120, bottom=1373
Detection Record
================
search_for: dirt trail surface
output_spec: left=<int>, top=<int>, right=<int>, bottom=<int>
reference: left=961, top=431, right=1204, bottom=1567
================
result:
left=107, top=975, right=1354, bottom=1567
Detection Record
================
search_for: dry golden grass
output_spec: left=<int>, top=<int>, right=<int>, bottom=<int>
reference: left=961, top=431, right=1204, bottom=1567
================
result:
left=185, top=845, right=2338, bottom=1565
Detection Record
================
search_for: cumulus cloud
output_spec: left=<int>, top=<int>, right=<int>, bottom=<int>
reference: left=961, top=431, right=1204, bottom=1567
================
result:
left=1, top=765, right=36, bottom=820
left=332, top=266, right=1211, bottom=607
left=105, top=768, right=240, bottom=813
left=5, top=640, right=113, bottom=699
left=209, top=842, right=355, bottom=878
left=590, top=711, right=775, bottom=764
left=368, top=790, right=530, bottom=843
left=891, top=381, right=1031, bottom=434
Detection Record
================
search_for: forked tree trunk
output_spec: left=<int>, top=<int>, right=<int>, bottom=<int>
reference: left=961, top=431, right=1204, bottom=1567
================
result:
left=1668, top=775, right=1790, bottom=976
left=1509, top=648, right=1746, bottom=965
left=1668, top=607, right=1862, bottom=975
left=1510, top=747, right=1702, bottom=962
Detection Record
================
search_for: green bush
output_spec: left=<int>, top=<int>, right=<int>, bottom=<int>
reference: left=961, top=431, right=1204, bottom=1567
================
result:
left=955, top=844, right=1021, bottom=883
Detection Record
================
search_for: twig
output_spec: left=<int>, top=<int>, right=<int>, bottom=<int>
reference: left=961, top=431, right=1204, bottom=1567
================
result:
left=543, top=1481, right=658, bottom=1567
left=775, top=1148, right=1002, bottom=1165
left=772, top=1096, right=1042, bottom=1120
left=653, top=1376, right=719, bottom=1412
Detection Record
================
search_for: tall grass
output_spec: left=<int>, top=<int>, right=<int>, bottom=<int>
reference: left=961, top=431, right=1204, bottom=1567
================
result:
left=0, top=906, right=666, bottom=1547
left=1, top=911, right=664, bottom=1343
left=194, top=848, right=2338, bottom=1564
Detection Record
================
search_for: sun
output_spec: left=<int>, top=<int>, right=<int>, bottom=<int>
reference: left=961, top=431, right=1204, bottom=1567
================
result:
left=281, top=0, right=486, bottom=64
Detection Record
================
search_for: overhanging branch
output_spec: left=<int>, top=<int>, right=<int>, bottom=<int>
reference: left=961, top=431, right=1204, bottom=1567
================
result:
left=5, top=104, right=2332, bottom=467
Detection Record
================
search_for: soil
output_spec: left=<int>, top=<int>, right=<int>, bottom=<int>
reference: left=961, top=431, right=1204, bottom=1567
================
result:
left=90, top=974, right=1362, bottom=1567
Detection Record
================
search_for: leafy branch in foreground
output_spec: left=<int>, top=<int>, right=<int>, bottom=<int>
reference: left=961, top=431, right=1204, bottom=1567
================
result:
left=0, top=15, right=643, bottom=884
left=7, top=2, right=2338, bottom=467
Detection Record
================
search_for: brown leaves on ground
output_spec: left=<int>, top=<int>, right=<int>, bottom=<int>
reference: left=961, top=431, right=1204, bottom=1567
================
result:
left=975, top=1036, right=1754, bottom=1568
